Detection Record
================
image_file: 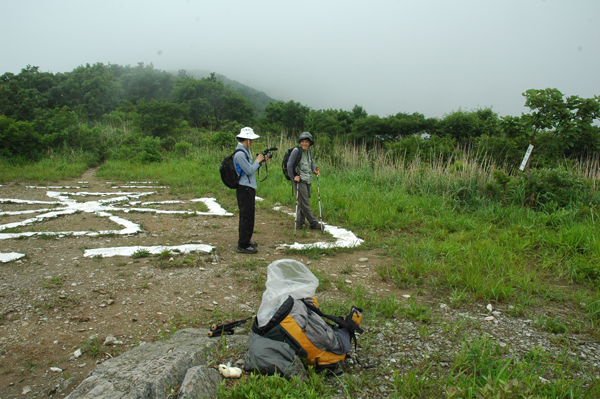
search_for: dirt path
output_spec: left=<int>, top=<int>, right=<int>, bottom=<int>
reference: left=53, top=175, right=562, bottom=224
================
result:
left=0, top=172, right=398, bottom=397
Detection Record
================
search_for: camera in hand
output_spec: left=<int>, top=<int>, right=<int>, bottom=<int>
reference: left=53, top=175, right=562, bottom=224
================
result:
left=258, top=147, right=278, bottom=162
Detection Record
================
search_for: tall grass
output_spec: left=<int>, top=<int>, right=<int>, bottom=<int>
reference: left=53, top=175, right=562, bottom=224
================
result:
left=0, top=149, right=92, bottom=183
left=7, top=138, right=600, bottom=322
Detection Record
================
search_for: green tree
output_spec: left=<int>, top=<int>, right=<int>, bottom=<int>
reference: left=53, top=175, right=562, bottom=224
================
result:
left=392, top=112, right=437, bottom=138
left=436, top=108, right=500, bottom=144
left=222, top=91, right=254, bottom=126
left=50, top=63, right=123, bottom=120
left=0, top=115, right=41, bottom=159
left=119, top=62, right=174, bottom=102
left=265, top=100, right=310, bottom=134
left=305, top=110, right=345, bottom=139
left=350, top=115, right=390, bottom=144
left=502, top=88, right=600, bottom=178
left=134, top=100, right=187, bottom=138
left=0, top=65, right=55, bottom=121
left=171, top=73, right=253, bottom=129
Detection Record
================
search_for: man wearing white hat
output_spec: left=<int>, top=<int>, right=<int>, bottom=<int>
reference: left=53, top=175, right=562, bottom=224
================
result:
left=234, top=127, right=268, bottom=254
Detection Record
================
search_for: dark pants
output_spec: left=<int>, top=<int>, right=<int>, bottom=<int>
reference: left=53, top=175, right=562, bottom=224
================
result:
left=236, top=185, right=255, bottom=248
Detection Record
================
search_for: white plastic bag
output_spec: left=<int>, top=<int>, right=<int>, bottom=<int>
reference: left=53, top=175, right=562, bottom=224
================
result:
left=256, top=259, right=319, bottom=327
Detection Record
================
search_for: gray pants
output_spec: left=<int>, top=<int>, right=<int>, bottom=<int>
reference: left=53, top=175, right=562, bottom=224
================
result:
left=294, top=181, right=319, bottom=228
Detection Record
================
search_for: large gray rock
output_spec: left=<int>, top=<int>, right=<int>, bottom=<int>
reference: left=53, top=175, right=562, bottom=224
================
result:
left=177, top=365, right=221, bottom=399
left=66, top=329, right=246, bottom=399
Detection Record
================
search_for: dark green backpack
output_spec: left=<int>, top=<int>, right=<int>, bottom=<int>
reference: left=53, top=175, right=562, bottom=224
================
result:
left=281, top=146, right=301, bottom=180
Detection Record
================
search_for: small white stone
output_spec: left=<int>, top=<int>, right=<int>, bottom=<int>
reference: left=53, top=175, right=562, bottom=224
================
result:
left=50, top=367, right=62, bottom=372
left=358, top=258, right=368, bottom=262
left=484, top=316, right=495, bottom=321
left=486, top=304, right=493, bottom=312
left=104, top=335, right=117, bottom=346
left=402, top=295, right=411, bottom=298
left=74, top=349, right=82, bottom=358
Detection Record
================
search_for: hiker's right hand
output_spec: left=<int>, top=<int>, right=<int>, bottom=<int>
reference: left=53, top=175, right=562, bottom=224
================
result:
left=256, top=154, right=265, bottom=163
left=294, top=176, right=301, bottom=182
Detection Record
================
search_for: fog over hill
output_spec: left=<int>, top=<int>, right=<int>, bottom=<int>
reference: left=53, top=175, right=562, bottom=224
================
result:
left=179, top=69, right=280, bottom=117
left=1, top=1, right=599, bottom=118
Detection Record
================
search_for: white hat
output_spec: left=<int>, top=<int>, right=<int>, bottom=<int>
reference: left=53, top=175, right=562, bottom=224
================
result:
left=236, top=127, right=260, bottom=140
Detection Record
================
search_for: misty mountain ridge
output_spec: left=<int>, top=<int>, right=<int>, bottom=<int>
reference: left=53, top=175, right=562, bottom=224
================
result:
left=174, top=69, right=279, bottom=117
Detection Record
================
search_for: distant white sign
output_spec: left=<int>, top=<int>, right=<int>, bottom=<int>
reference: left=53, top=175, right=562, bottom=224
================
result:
left=519, top=144, right=534, bottom=171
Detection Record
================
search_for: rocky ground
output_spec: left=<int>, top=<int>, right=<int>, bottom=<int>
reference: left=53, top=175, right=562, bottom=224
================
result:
left=1, top=170, right=599, bottom=398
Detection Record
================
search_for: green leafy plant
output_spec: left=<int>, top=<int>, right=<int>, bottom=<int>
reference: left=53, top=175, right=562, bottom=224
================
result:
left=131, top=249, right=151, bottom=258
left=218, top=369, right=333, bottom=399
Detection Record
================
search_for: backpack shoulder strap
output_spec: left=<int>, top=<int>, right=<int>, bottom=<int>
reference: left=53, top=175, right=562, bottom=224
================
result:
left=301, top=299, right=364, bottom=351
left=233, top=148, right=250, bottom=178
left=293, top=145, right=302, bottom=162
left=301, top=299, right=363, bottom=334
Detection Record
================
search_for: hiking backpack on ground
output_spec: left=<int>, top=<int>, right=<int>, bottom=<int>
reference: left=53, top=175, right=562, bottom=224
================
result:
left=247, top=259, right=364, bottom=375
left=219, top=149, right=246, bottom=189
left=251, top=295, right=363, bottom=372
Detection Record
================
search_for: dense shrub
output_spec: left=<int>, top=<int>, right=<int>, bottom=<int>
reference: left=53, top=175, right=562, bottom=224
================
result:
left=471, top=134, right=527, bottom=168
left=135, top=136, right=163, bottom=163
left=0, top=116, right=41, bottom=159
left=173, top=141, right=193, bottom=156
left=486, top=167, right=599, bottom=209
left=211, top=131, right=237, bottom=148
left=384, top=135, right=457, bottom=164
left=521, top=167, right=597, bottom=208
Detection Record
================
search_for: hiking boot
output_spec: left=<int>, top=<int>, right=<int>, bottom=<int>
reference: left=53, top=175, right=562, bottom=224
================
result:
left=295, top=224, right=307, bottom=230
left=310, top=223, right=324, bottom=230
left=236, top=246, right=258, bottom=254
left=249, top=241, right=259, bottom=248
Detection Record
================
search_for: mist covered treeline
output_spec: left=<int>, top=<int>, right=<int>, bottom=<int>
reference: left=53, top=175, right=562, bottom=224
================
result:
left=1, top=63, right=599, bottom=171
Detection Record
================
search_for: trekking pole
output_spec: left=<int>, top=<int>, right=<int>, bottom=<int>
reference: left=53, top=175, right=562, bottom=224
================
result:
left=294, top=181, right=299, bottom=236
left=317, top=171, right=324, bottom=234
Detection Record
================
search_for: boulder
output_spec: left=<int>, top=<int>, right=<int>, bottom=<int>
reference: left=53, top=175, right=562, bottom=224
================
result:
left=178, top=365, right=221, bottom=399
left=66, top=329, right=247, bottom=399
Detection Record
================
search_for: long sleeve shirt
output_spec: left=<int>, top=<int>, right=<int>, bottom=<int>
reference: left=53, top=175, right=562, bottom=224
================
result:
left=234, top=143, right=261, bottom=189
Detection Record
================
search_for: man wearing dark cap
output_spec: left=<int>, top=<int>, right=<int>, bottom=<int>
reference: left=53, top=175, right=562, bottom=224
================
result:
left=286, top=132, right=323, bottom=230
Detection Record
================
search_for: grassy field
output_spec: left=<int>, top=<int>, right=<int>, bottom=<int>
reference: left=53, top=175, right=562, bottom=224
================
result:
left=3, top=141, right=600, bottom=397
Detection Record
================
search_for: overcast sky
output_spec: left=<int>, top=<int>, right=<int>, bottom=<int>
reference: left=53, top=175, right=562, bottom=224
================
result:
left=2, top=0, right=598, bottom=118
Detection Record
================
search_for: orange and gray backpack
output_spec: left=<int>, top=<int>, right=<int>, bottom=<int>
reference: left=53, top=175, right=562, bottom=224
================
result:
left=251, top=296, right=362, bottom=372
left=247, top=259, right=364, bottom=375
